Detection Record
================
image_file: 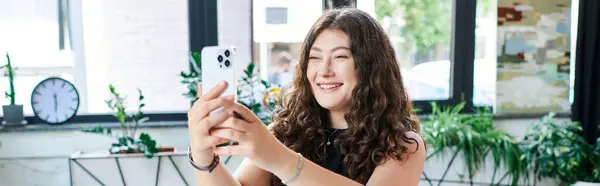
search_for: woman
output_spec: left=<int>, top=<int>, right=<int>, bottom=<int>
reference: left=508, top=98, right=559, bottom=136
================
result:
left=188, top=8, right=426, bottom=186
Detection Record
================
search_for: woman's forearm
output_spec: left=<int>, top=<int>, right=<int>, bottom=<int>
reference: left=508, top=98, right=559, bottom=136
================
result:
left=271, top=149, right=363, bottom=186
left=195, top=159, right=241, bottom=186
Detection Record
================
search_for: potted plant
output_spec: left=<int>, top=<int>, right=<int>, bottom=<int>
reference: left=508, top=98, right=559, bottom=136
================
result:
left=180, top=60, right=280, bottom=124
left=180, top=51, right=201, bottom=103
left=1, top=52, right=24, bottom=125
left=420, top=102, right=527, bottom=186
left=236, top=62, right=280, bottom=124
left=521, top=113, right=600, bottom=186
left=81, top=84, right=173, bottom=158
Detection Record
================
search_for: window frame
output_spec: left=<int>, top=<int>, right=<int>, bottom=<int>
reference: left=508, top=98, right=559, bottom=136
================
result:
left=0, top=0, right=217, bottom=125
left=376, top=0, right=478, bottom=114
left=5, top=0, right=573, bottom=126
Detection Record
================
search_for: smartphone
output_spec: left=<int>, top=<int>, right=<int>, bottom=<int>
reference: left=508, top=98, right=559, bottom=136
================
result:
left=201, top=46, right=238, bottom=110
left=201, top=46, right=239, bottom=147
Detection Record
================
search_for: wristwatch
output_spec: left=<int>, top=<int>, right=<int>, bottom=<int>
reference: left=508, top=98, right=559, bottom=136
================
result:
left=187, top=146, right=220, bottom=173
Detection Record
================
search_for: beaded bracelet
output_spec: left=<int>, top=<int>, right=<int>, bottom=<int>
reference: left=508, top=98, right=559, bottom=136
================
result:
left=282, top=153, right=303, bottom=185
left=187, top=146, right=220, bottom=173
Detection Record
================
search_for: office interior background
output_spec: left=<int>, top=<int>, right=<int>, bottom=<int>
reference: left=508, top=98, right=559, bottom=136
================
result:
left=0, top=0, right=599, bottom=185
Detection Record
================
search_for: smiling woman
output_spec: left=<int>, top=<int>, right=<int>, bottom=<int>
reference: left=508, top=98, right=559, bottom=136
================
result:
left=188, top=7, right=425, bottom=186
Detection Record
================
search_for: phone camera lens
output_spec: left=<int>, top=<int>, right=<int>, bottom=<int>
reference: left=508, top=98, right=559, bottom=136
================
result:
left=218, top=55, right=223, bottom=62
left=224, top=60, right=230, bottom=67
left=224, top=50, right=230, bottom=57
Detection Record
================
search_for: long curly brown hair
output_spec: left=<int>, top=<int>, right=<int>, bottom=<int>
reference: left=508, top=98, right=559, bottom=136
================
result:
left=270, top=8, right=421, bottom=185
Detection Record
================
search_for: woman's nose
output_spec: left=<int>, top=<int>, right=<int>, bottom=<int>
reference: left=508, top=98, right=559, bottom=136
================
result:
left=318, top=58, right=334, bottom=77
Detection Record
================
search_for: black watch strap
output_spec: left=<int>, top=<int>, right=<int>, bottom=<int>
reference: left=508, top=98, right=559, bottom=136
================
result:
left=188, top=146, right=220, bottom=173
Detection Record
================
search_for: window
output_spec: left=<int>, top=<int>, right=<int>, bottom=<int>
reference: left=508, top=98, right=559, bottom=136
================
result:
left=253, top=0, right=323, bottom=87
left=0, top=0, right=75, bottom=116
left=375, top=0, right=475, bottom=112
left=1, top=0, right=191, bottom=122
left=79, top=0, right=190, bottom=114
left=374, top=0, right=454, bottom=101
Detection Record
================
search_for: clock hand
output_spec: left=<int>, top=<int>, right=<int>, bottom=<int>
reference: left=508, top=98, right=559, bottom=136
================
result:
left=53, top=93, right=58, bottom=112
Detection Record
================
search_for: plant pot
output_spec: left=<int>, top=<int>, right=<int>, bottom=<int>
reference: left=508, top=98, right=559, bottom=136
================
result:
left=573, top=182, right=600, bottom=186
left=111, top=147, right=177, bottom=155
left=2, top=104, right=24, bottom=125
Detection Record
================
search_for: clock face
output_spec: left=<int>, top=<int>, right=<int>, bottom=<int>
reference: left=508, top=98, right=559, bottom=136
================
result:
left=31, top=77, right=80, bottom=124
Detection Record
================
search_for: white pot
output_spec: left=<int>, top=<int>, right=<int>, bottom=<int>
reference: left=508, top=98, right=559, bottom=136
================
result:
left=573, top=182, right=600, bottom=186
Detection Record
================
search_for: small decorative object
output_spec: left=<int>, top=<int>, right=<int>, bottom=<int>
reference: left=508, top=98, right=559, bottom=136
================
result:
left=1, top=52, right=25, bottom=125
left=81, top=85, right=172, bottom=158
left=31, top=77, right=80, bottom=124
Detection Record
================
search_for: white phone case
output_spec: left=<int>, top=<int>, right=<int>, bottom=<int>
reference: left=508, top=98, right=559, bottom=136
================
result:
left=201, top=46, right=238, bottom=115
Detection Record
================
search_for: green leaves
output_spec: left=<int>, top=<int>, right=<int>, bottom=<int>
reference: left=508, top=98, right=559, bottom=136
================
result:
left=237, top=62, right=277, bottom=125
left=86, top=85, right=158, bottom=158
left=3, top=52, right=16, bottom=104
left=81, top=126, right=113, bottom=136
left=521, top=113, right=600, bottom=184
left=138, top=133, right=159, bottom=158
left=421, top=101, right=527, bottom=185
left=180, top=51, right=202, bottom=102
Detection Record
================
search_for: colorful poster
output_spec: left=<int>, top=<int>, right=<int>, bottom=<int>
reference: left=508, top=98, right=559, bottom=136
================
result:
left=496, top=0, right=572, bottom=114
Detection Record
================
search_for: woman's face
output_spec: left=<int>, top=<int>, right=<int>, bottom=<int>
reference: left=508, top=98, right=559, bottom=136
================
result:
left=307, top=29, right=358, bottom=112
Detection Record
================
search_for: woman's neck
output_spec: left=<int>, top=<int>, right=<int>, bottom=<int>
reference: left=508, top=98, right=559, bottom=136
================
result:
left=328, top=111, right=348, bottom=129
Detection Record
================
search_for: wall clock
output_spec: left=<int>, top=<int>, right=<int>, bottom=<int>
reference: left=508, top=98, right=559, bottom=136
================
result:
left=31, top=77, right=80, bottom=124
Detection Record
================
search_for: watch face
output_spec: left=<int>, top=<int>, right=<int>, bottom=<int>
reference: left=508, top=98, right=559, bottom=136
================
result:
left=31, top=77, right=80, bottom=124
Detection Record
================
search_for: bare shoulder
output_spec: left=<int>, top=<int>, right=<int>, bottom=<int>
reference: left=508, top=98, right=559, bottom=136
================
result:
left=367, top=131, right=426, bottom=185
left=403, top=131, right=426, bottom=155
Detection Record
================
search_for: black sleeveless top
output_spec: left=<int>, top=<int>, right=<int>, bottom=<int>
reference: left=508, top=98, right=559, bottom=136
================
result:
left=316, top=127, right=349, bottom=178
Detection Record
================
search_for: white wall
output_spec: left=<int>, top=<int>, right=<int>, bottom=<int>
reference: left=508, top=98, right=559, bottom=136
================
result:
left=0, top=118, right=563, bottom=186
left=81, top=0, right=190, bottom=114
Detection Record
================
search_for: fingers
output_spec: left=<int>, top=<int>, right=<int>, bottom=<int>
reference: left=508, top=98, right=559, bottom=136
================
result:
left=214, top=116, right=249, bottom=132
left=198, top=98, right=229, bottom=119
left=199, top=108, right=232, bottom=129
left=201, top=81, right=228, bottom=102
left=213, top=145, right=248, bottom=157
left=198, top=136, right=230, bottom=149
left=188, top=97, right=225, bottom=123
left=220, top=96, right=258, bottom=123
left=210, top=128, right=247, bottom=142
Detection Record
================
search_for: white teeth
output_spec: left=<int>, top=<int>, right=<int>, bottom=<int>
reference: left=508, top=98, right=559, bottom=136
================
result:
left=319, top=84, right=341, bottom=89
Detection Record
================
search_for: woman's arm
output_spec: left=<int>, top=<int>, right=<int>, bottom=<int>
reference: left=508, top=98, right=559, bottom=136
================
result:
left=234, top=158, right=272, bottom=186
left=270, top=148, right=363, bottom=186
left=271, top=131, right=426, bottom=186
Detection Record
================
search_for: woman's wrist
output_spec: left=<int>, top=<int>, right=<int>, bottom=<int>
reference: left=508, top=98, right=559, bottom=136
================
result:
left=270, top=148, right=302, bottom=181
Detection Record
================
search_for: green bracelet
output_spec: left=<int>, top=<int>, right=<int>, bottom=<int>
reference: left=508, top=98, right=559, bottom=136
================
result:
left=282, top=153, right=303, bottom=185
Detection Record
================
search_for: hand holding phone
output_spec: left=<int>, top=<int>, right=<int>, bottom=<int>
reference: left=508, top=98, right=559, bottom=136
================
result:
left=201, top=46, right=239, bottom=147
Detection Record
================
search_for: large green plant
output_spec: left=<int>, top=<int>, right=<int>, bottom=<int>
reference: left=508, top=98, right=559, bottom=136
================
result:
left=1, top=52, right=16, bottom=105
left=82, top=85, right=159, bottom=158
left=521, top=113, right=600, bottom=185
left=421, top=102, right=526, bottom=186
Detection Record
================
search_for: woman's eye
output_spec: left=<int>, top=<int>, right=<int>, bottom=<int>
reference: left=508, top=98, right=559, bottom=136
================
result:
left=309, top=56, right=320, bottom=60
left=335, top=55, right=348, bottom=59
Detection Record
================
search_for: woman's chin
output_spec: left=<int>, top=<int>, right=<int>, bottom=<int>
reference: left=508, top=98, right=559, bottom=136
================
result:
left=315, top=99, right=346, bottom=111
